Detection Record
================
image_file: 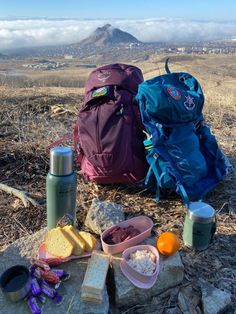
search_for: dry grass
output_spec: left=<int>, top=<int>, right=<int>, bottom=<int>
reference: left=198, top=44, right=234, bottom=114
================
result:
left=0, top=54, right=235, bottom=313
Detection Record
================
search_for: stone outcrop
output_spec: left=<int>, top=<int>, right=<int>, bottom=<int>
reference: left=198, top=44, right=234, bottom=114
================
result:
left=199, top=279, right=232, bottom=314
left=112, top=252, right=184, bottom=307
left=0, top=229, right=109, bottom=314
left=0, top=228, right=187, bottom=313
left=85, top=198, right=124, bottom=235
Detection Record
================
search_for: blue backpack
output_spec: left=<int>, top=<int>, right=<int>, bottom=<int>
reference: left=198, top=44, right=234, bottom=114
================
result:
left=136, top=59, right=231, bottom=207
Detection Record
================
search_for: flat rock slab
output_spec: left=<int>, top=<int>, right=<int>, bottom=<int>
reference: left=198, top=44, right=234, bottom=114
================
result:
left=0, top=229, right=109, bottom=314
left=200, top=279, right=232, bottom=314
left=112, top=252, right=184, bottom=308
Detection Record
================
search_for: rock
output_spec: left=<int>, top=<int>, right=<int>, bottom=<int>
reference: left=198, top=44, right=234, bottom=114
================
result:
left=0, top=229, right=109, bottom=314
left=199, top=279, right=232, bottom=314
left=0, top=229, right=47, bottom=275
left=112, top=251, right=184, bottom=307
left=85, top=198, right=124, bottom=235
left=177, top=285, right=200, bottom=314
left=164, top=307, right=182, bottom=314
left=217, top=268, right=236, bottom=295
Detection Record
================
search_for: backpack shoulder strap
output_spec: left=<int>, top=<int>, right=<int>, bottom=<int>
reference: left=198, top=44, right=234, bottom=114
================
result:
left=47, top=132, right=72, bottom=149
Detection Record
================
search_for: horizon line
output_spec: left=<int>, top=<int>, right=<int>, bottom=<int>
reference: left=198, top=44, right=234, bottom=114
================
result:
left=0, top=16, right=236, bottom=23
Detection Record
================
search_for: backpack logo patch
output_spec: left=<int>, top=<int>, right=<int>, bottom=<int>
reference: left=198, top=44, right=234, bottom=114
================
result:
left=167, top=87, right=181, bottom=100
left=92, top=87, right=108, bottom=98
left=184, top=94, right=195, bottom=110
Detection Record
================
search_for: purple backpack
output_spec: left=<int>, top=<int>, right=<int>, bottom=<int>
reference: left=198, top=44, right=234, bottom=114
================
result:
left=74, top=63, right=148, bottom=184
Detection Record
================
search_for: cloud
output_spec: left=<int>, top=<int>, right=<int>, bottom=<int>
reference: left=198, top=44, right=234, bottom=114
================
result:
left=0, top=18, right=235, bottom=50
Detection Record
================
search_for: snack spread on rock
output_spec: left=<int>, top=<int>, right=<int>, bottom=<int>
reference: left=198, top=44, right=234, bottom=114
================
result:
left=156, top=231, right=181, bottom=256
left=62, top=225, right=86, bottom=255
left=39, top=258, right=64, bottom=267
left=31, top=278, right=41, bottom=296
left=127, top=249, right=156, bottom=275
left=27, top=296, right=41, bottom=314
left=31, top=258, right=51, bottom=271
left=38, top=269, right=61, bottom=284
left=104, top=225, right=140, bottom=245
left=81, top=251, right=110, bottom=303
left=44, top=226, right=97, bottom=258
left=26, top=258, right=69, bottom=313
left=45, top=227, right=75, bottom=258
left=78, top=231, right=97, bottom=252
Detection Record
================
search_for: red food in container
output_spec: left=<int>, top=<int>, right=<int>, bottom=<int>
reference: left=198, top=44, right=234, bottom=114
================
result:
left=101, top=216, right=153, bottom=254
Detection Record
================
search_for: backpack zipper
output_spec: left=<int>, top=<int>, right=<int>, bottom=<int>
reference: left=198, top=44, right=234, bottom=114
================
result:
left=116, top=104, right=124, bottom=115
left=96, top=106, right=102, bottom=153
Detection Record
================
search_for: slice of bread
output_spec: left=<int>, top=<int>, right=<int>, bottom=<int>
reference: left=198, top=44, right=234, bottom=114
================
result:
left=78, top=231, right=97, bottom=253
left=63, top=225, right=86, bottom=256
left=45, top=227, right=75, bottom=258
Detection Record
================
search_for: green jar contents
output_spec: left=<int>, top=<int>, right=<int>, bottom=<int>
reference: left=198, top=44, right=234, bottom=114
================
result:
left=46, top=147, right=77, bottom=229
left=182, top=201, right=216, bottom=250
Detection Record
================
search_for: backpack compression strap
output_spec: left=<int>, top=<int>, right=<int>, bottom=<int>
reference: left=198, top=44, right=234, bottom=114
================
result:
left=73, top=119, right=83, bottom=165
left=165, top=58, right=171, bottom=74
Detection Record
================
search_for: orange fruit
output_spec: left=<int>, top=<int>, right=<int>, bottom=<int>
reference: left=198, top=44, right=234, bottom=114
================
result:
left=156, top=231, right=181, bottom=256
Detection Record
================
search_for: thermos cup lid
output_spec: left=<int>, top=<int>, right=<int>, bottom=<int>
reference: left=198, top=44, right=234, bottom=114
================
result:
left=188, top=201, right=215, bottom=223
left=0, top=265, right=30, bottom=302
left=50, top=146, right=74, bottom=176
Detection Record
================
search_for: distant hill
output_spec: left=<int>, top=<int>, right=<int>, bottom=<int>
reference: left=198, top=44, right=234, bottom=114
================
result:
left=79, top=24, right=141, bottom=47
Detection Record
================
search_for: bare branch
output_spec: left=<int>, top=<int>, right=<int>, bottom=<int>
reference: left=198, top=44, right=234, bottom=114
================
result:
left=0, top=183, right=41, bottom=207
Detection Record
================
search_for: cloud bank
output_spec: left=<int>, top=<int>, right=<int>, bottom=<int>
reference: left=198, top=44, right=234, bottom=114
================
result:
left=0, top=18, right=235, bottom=50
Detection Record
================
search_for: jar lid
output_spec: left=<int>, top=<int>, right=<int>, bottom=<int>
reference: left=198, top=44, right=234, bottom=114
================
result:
left=50, top=147, right=74, bottom=176
left=188, top=201, right=215, bottom=223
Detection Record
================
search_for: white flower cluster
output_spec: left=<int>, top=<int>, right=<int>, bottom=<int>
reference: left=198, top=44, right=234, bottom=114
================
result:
left=127, top=249, right=156, bottom=275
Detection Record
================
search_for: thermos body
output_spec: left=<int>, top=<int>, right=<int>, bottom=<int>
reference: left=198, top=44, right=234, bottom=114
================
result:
left=46, top=172, right=77, bottom=229
left=46, top=147, right=77, bottom=229
left=183, top=215, right=216, bottom=250
left=182, top=202, right=216, bottom=250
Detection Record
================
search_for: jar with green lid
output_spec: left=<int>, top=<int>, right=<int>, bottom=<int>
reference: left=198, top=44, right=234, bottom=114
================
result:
left=182, top=201, right=216, bottom=250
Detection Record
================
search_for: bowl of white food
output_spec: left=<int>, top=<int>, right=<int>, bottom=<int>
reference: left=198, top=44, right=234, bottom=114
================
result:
left=120, top=245, right=160, bottom=288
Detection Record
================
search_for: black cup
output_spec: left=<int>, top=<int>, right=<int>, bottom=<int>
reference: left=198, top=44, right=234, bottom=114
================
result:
left=0, top=265, right=30, bottom=302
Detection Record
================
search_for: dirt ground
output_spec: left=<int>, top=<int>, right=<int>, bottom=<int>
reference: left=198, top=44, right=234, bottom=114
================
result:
left=0, top=55, right=236, bottom=313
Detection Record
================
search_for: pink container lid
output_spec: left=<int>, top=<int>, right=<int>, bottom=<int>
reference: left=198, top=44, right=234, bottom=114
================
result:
left=101, top=216, right=153, bottom=255
left=120, top=244, right=160, bottom=289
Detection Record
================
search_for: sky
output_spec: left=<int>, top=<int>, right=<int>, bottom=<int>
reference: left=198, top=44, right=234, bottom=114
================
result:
left=1, top=0, right=236, bottom=20
left=0, top=0, right=236, bottom=50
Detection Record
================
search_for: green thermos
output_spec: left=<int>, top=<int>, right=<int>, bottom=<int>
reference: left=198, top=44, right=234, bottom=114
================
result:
left=182, top=202, right=216, bottom=250
left=46, top=147, right=77, bottom=229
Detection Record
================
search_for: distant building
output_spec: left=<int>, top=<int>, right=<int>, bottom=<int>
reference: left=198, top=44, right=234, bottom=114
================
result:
left=177, top=47, right=186, bottom=53
left=64, top=55, right=74, bottom=60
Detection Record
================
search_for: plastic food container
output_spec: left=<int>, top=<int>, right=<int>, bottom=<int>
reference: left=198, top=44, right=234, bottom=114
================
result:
left=120, top=245, right=160, bottom=289
left=101, top=216, right=153, bottom=255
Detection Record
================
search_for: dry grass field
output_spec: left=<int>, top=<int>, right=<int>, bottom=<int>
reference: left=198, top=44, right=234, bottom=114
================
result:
left=0, top=54, right=235, bottom=313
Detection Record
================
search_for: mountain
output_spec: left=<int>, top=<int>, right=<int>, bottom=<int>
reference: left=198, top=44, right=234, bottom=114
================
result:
left=80, top=24, right=141, bottom=47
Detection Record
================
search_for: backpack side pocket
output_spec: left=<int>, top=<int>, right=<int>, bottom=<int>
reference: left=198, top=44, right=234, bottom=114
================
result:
left=165, top=124, right=208, bottom=186
left=198, top=124, right=232, bottom=180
